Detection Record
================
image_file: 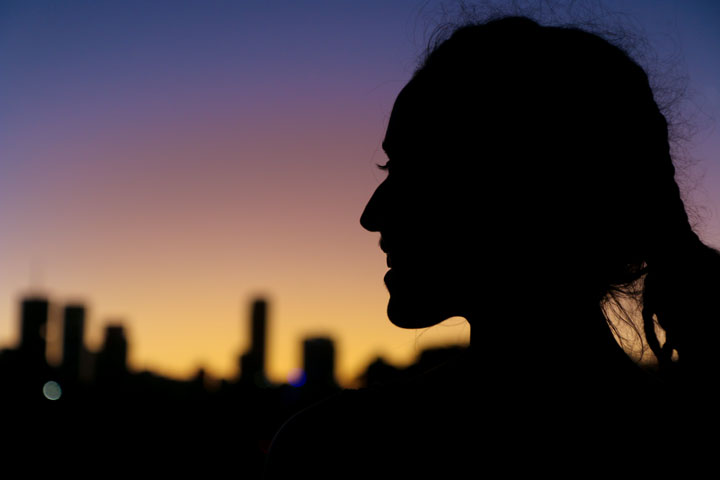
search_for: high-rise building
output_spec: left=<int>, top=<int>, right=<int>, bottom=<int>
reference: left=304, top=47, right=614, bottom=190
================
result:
left=62, top=304, right=85, bottom=381
left=19, top=296, right=49, bottom=369
left=96, top=324, right=128, bottom=381
left=302, top=337, right=337, bottom=393
left=240, top=298, right=268, bottom=386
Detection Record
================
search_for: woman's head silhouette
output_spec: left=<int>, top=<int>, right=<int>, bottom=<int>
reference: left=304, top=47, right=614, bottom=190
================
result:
left=361, top=16, right=720, bottom=377
left=268, top=15, right=717, bottom=479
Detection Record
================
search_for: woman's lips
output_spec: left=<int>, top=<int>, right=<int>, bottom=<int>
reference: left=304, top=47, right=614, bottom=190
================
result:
left=384, top=269, right=393, bottom=288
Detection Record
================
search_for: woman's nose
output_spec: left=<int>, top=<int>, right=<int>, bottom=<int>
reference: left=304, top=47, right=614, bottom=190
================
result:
left=360, top=180, right=388, bottom=232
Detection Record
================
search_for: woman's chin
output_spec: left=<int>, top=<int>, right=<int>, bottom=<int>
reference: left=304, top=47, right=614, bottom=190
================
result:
left=386, top=296, right=449, bottom=329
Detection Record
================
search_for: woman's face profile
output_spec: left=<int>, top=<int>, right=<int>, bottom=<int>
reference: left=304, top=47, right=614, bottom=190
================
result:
left=360, top=79, right=483, bottom=329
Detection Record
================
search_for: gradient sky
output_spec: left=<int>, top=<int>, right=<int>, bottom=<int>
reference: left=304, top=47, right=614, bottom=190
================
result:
left=1, top=0, right=719, bottom=385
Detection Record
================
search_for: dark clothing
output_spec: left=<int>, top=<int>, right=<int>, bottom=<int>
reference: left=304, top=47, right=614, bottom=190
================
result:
left=265, top=347, right=674, bottom=478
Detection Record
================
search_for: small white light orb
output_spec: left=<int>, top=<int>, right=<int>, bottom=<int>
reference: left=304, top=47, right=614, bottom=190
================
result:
left=43, top=381, right=62, bottom=400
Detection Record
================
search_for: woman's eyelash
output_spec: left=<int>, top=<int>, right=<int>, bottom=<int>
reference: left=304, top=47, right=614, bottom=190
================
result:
left=376, top=163, right=389, bottom=171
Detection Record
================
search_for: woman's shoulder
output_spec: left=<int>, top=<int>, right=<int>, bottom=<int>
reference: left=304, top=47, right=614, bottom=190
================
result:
left=264, top=389, right=378, bottom=478
left=265, top=361, right=487, bottom=478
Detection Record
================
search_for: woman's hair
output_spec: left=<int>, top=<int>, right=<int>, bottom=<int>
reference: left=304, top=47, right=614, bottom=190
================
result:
left=412, top=16, right=719, bottom=385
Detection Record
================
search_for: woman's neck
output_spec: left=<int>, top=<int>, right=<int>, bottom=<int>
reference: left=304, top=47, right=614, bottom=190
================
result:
left=465, top=299, right=634, bottom=378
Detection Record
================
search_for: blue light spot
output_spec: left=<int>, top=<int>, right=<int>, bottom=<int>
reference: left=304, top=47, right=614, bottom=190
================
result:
left=287, top=368, right=306, bottom=387
left=43, top=381, right=62, bottom=400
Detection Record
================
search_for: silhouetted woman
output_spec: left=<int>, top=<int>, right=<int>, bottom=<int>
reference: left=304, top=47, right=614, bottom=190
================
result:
left=266, top=16, right=719, bottom=478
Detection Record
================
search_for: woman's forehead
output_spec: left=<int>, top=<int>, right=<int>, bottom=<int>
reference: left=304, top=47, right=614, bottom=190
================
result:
left=384, top=79, right=454, bottom=152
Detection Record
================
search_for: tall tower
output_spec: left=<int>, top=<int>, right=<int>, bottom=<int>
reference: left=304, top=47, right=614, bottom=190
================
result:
left=19, top=296, right=49, bottom=370
left=251, top=298, right=267, bottom=374
left=62, top=304, right=86, bottom=381
left=240, top=298, right=268, bottom=386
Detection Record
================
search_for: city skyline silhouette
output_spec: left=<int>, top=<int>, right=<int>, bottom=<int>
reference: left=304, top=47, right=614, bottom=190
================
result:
left=0, top=291, right=469, bottom=389
left=0, top=290, right=470, bottom=477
